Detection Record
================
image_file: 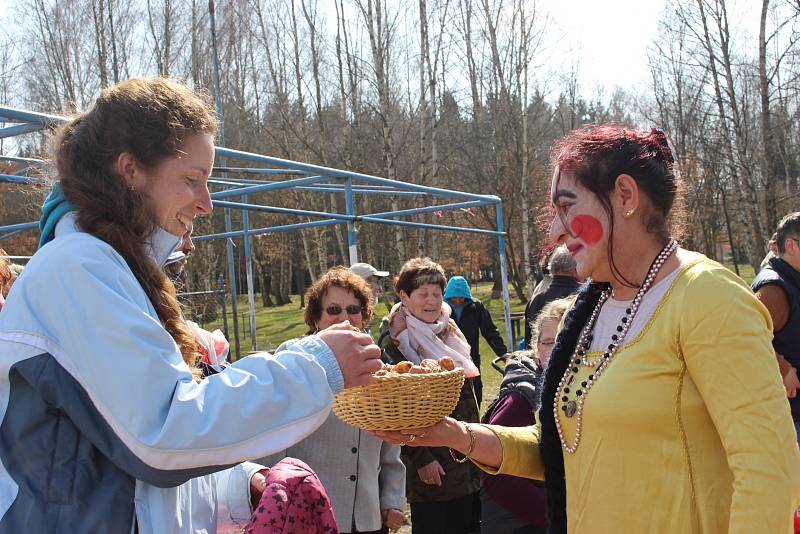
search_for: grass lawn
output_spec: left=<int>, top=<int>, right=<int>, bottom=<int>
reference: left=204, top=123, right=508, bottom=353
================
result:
left=202, top=262, right=754, bottom=412
left=203, top=281, right=526, bottom=413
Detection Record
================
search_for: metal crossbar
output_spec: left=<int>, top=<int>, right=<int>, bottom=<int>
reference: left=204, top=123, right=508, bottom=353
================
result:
left=0, top=104, right=514, bottom=358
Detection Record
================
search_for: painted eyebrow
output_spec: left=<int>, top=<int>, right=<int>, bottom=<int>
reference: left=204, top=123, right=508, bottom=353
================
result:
left=552, top=189, right=577, bottom=202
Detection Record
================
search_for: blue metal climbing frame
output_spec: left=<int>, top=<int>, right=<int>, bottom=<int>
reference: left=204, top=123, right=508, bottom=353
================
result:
left=0, top=105, right=513, bottom=360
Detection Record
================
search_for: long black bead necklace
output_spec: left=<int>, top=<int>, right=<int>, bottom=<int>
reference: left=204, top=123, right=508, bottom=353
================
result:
left=555, top=239, right=678, bottom=454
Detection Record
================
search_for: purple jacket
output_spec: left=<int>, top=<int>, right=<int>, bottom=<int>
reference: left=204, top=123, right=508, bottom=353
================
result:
left=482, top=390, right=547, bottom=528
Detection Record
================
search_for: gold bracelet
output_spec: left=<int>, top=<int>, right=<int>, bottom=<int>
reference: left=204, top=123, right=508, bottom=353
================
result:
left=449, top=422, right=476, bottom=463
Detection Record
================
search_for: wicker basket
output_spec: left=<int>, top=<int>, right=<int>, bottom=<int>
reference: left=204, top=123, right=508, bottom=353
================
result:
left=332, top=369, right=465, bottom=430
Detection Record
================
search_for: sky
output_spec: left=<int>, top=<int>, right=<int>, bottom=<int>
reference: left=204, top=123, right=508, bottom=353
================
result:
left=0, top=0, right=672, bottom=96
left=543, top=0, right=669, bottom=95
left=0, top=0, right=758, bottom=102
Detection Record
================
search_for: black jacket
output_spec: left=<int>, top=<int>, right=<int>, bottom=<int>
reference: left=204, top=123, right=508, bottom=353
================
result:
left=451, top=299, right=508, bottom=406
left=377, top=330, right=482, bottom=503
left=752, top=256, right=800, bottom=419
left=524, top=275, right=581, bottom=348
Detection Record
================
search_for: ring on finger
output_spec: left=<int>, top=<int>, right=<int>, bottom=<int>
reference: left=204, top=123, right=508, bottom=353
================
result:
left=399, top=441, right=406, bottom=446
left=408, top=434, right=416, bottom=442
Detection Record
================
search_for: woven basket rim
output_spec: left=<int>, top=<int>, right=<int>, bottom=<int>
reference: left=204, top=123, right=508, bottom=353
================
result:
left=332, top=368, right=466, bottom=430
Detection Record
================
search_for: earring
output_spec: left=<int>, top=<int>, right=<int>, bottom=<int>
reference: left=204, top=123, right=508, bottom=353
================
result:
left=624, top=209, right=635, bottom=219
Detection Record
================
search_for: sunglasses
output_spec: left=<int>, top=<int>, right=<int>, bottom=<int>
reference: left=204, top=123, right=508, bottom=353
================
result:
left=324, top=304, right=363, bottom=316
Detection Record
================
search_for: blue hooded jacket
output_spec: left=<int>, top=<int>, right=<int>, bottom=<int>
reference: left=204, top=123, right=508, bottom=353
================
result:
left=445, top=276, right=472, bottom=322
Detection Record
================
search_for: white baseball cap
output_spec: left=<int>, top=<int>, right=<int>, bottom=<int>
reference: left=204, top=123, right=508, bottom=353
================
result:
left=350, top=262, right=390, bottom=279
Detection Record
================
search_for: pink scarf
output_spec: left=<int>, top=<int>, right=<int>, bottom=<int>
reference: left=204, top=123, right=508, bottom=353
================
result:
left=387, top=302, right=480, bottom=377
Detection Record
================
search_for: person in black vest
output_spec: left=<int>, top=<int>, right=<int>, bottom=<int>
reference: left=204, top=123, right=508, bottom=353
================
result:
left=444, top=275, right=508, bottom=407
left=752, top=212, right=800, bottom=441
left=523, top=246, right=581, bottom=349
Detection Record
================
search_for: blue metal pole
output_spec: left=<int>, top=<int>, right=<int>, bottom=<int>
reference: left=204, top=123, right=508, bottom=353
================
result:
left=209, top=0, right=240, bottom=360
left=209, top=175, right=332, bottom=199
left=359, top=216, right=504, bottom=236
left=209, top=179, right=425, bottom=196
left=213, top=167, right=306, bottom=175
left=212, top=199, right=354, bottom=221
left=219, top=275, right=229, bottom=340
left=0, top=221, right=38, bottom=233
left=0, top=174, right=45, bottom=185
left=0, top=123, right=44, bottom=138
left=242, top=194, right=257, bottom=351
left=0, top=106, right=66, bottom=124
left=195, top=218, right=342, bottom=241
left=367, top=199, right=487, bottom=218
left=344, top=177, right=358, bottom=265
left=0, top=155, right=46, bottom=164
left=214, top=146, right=497, bottom=203
left=496, top=202, right=513, bottom=348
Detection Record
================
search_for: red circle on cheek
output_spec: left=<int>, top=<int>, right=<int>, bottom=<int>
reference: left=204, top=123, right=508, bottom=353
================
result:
left=570, top=215, right=604, bottom=245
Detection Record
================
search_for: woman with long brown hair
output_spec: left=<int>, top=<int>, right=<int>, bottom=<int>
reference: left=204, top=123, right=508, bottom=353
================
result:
left=0, top=77, right=381, bottom=533
left=376, top=125, right=800, bottom=533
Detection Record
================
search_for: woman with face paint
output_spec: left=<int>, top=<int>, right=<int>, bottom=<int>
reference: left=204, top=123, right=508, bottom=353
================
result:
left=374, top=125, right=800, bottom=533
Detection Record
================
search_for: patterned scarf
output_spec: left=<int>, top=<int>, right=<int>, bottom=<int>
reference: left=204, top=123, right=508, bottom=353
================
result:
left=387, top=302, right=480, bottom=377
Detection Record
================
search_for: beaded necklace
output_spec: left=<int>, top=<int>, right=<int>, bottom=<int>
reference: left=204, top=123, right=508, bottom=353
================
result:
left=554, top=239, right=678, bottom=454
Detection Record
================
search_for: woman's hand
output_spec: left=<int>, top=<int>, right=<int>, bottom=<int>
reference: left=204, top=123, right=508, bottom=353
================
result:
left=373, top=418, right=504, bottom=469
left=371, top=417, right=465, bottom=449
left=417, top=460, right=446, bottom=486
left=249, top=468, right=269, bottom=510
left=389, top=308, right=407, bottom=335
left=317, top=321, right=382, bottom=388
left=382, top=508, right=404, bottom=530
left=784, top=366, right=800, bottom=398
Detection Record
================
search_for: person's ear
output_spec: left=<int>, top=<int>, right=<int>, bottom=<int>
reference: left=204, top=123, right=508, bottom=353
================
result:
left=115, top=152, right=147, bottom=191
left=614, top=174, right=640, bottom=220
left=399, top=290, right=410, bottom=306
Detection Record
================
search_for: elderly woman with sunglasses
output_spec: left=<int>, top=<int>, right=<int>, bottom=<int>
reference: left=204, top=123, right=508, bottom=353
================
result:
left=261, top=267, right=405, bottom=534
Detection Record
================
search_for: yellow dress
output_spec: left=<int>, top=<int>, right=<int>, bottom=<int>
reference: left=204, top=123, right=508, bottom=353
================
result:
left=477, top=255, right=800, bottom=533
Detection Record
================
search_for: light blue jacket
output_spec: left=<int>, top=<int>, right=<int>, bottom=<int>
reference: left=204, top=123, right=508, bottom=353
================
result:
left=262, top=340, right=405, bottom=532
left=0, top=213, right=343, bottom=533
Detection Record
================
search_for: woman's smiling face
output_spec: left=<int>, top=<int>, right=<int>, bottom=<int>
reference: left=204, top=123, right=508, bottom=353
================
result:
left=401, top=283, right=444, bottom=324
left=136, top=133, right=215, bottom=237
left=548, top=166, right=611, bottom=281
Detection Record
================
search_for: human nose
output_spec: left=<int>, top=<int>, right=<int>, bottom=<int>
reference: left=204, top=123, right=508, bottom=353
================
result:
left=548, top=215, right=567, bottom=245
left=197, top=185, right=213, bottom=214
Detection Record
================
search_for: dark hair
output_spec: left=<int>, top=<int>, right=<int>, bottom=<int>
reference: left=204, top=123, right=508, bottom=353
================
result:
left=776, top=212, right=800, bottom=255
left=304, top=267, right=375, bottom=332
left=548, top=246, right=577, bottom=277
left=551, top=125, right=684, bottom=286
left=53, top=77, right=217, bottom=379
left=394, top=257, right=447, bottom=296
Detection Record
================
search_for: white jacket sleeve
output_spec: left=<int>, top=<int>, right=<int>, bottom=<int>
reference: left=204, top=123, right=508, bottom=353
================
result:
left=215, top=461, right=265, bottom=530
left=3, top=236, right=342, bottom=485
